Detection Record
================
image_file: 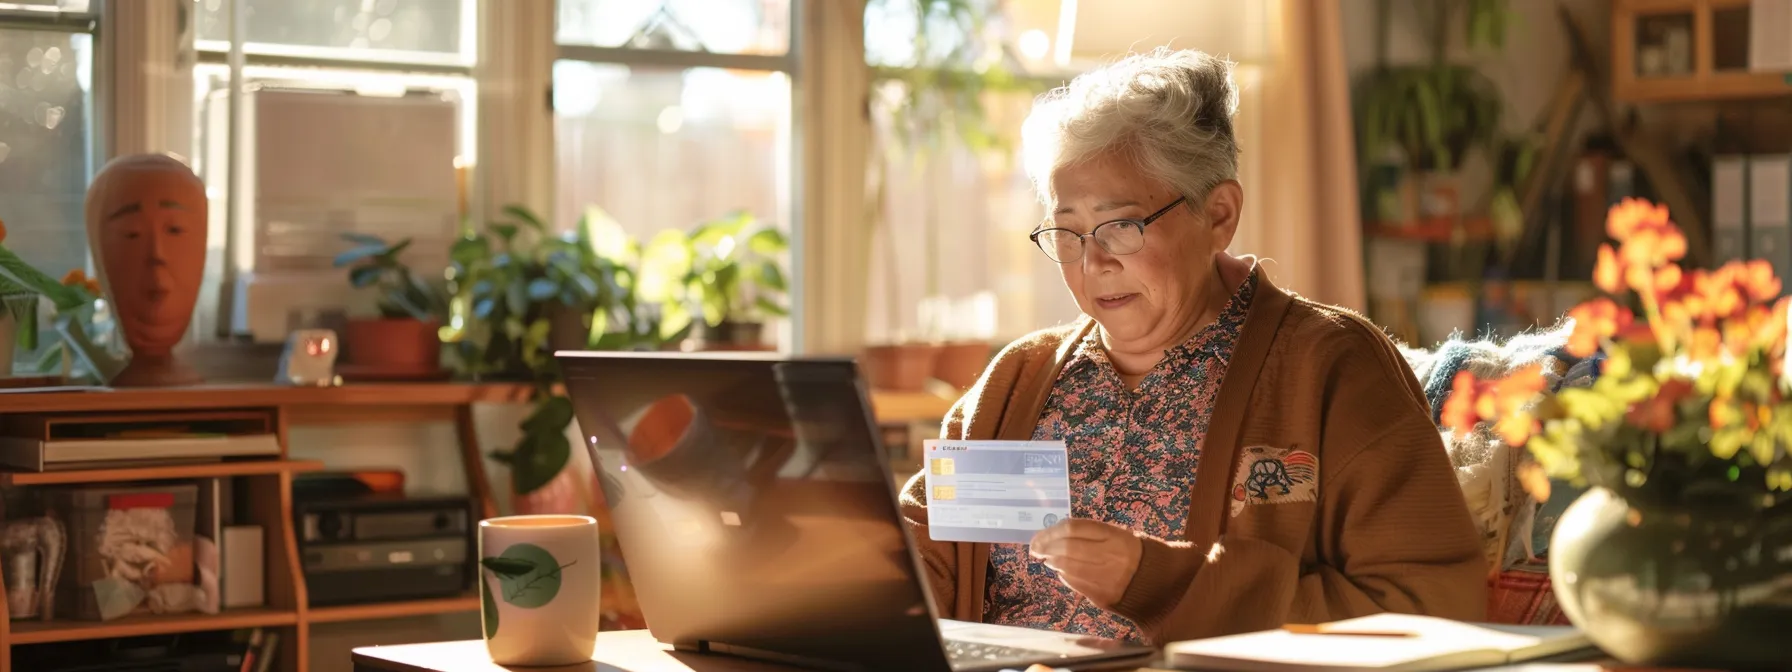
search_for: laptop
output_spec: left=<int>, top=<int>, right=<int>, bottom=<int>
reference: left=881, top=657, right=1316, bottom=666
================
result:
left=556, top=350, right=1159, bottom=672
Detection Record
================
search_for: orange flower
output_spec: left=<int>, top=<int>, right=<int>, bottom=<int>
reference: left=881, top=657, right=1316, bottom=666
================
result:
left=0, top=217, right=7, bottom=245
left=1731, top=259, right=1782, bottom=304
left=1719, top=299, right=1790, bottom=358
left=1606, top=198, right=1674, bottom=242
left=1441, top=366, right=1546, bottom=446
left=1441, top=371, right=1483, bottom=440
left=1627, top=378, right=1693, bottom=433
left=60, top=269, right=101, bottom=296
left=1688, top=325, right=1724, bottom=360
left=1594, top=244, right=1624, bottom=294
left=1566, top=298, right=1632, bottom=358
left=1617, top=228, right=1688, bottom=282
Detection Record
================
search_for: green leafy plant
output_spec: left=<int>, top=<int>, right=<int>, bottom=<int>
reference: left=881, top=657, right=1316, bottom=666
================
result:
left=637, top=211, right=789, bottom=342
left=0, top=220, right=120, bottom=381
left=332, top=233, right=449, bottom=322
left=1353, top=64, right=1505, bottom=174
left=443, top=205, right=659, bottom=497
left=444, top=205, right=649, bottom=381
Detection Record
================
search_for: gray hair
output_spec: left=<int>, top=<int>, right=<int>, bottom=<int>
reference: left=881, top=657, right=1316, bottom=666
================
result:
left=1021, top=47, right=1241, bottom=208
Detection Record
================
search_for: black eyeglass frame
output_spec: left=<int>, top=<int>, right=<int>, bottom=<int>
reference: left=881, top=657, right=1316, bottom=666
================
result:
left=1027, top=196, right=1188, bottom=263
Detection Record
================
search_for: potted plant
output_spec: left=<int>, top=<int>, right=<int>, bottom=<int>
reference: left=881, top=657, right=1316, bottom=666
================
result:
left=442, top=204, right=655, bottom=508
left=1445, top=198, right=1792, bottom=669
left=0, top=218, right=117, bottom=382
left=333, top=233, right=451, bottom=379
left=637, top=210, right=789, bottom=351
left=1352, top=0, right=1514, bottom=236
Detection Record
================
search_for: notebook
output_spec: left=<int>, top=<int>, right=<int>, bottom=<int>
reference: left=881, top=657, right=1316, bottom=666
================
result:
left=1162, top=613, right=1592, bottom=672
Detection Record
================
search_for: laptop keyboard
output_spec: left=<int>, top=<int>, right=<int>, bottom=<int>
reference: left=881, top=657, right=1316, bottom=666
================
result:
left=943, top=638, right=1064, bottom=669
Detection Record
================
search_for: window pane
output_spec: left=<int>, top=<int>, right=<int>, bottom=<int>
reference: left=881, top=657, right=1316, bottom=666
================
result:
left=556, top=0, right=789, bottom=56
left=552, top=61, right=790, bottom=244
left=0, top=29, right=93, bottom=283
left=195, top=0, right=467, bottom=61
left=0, top=1, right=90, bottom=11
left=864, top=0, right=992, bottom=68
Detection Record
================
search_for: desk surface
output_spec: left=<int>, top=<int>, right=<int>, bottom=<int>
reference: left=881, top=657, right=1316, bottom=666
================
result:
left=350, top=630, right=1174, bottom=672
left=351, top=631, right=1630, bottom=672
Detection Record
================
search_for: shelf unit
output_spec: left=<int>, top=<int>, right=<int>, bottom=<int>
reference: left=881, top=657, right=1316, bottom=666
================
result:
left=1613, top=0, right=1792, bottom=103
left=0, top=382, right=954, bottom=671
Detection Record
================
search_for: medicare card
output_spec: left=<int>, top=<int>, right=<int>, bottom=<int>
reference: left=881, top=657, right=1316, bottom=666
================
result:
left=923, top=439, right=1071, bottom=544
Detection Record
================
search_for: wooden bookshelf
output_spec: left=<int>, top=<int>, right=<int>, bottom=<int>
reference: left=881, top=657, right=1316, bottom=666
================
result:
left=0, top=458, right=324, bottom=486
left=1613, top=0, right=1792, bottom=103
left=9, top=608, right=299, bottom=645
left=306, top=594, right=480, bottom=624
left=0, top=382, right=947, bottom=422
left=0, top=380, right=961, bottom=672
left=0, top=382, right=536, bottom=415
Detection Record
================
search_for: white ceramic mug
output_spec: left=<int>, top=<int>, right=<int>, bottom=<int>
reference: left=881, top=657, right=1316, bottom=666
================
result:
left=478, top=514, right=602, bottom=666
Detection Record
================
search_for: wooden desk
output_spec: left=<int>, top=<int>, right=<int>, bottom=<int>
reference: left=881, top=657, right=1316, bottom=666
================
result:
left=351, top=631, right=1176, bottom=672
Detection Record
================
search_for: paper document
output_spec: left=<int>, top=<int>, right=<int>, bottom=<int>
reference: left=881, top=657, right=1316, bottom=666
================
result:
left=923, top=439, right=1071, bottom=544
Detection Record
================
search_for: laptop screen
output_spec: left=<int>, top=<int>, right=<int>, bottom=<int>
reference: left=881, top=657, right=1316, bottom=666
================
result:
left=558, top=352, right=952, bottom=668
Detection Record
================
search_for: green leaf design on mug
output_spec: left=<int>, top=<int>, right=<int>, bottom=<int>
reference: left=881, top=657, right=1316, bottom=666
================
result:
left=481, top=575, right=499, bottom=639
left=480, top=543, right=575, bottom=609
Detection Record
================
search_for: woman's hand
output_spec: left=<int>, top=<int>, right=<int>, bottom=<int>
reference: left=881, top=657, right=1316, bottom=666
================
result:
left=1028, top=519, right=1143, bottom=607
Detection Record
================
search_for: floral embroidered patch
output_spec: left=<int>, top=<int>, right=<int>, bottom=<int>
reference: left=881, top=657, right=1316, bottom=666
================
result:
left=1230, top=445, right=1319, bottom=517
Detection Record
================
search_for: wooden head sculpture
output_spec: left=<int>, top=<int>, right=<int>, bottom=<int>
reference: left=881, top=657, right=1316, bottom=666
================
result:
left=84, top=153, right=208, bottom=387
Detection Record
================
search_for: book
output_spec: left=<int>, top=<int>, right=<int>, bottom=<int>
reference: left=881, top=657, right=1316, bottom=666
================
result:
left=0, top=433, right=281, bottom=471
left=1161, top=613, right=1592, bottom=672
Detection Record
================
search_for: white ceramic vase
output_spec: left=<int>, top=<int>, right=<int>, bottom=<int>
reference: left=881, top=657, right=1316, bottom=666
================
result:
left=478, top=514, right=603, bottom=666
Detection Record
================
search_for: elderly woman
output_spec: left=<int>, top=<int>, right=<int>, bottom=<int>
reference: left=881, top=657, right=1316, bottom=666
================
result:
left=899, top=48, right=1487, bottom=645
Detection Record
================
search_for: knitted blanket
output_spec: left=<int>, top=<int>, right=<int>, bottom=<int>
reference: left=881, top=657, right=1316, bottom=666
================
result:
left=1394, top=323, right=1598, bottom=573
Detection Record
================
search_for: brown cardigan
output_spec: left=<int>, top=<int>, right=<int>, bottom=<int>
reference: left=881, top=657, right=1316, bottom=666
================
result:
left=898, top=264, right=1487, bottom=644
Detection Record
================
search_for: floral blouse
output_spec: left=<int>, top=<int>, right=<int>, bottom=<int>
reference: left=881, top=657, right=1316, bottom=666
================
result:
left=983, top=274, right=1257, bottom=641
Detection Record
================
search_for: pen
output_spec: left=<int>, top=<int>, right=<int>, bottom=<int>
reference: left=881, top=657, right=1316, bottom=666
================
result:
left=1281, top=624, right=1417, bottom=638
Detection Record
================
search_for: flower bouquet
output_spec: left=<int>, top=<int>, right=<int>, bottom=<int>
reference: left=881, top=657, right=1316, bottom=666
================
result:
left=1443, top=198, right=1791, bottom=668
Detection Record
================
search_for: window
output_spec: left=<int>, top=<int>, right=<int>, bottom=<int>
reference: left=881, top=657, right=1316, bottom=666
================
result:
left=552, top=0, right=796, bottom=341
left=191, top=0, right=476, bottom=342
left=861, top=0, right=1073, bottom=344
left=0, top=2, right=96, bottom=285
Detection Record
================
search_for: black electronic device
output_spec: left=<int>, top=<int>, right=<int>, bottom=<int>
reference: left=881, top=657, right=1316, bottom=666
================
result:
left=292, top=492, right=476, bottom=606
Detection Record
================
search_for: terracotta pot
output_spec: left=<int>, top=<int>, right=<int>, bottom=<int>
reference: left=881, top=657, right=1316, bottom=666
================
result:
left=547, top=303, right=593, bottom=353
left=933, top=341, right=992, bottom=390
left=860, top=343, right=942, bottom=392
left=343, top=318, right=442, bottom=371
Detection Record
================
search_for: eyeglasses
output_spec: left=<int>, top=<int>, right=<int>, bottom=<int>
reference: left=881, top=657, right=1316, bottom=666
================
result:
left=1028, top=196, right=1187, bottom=263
